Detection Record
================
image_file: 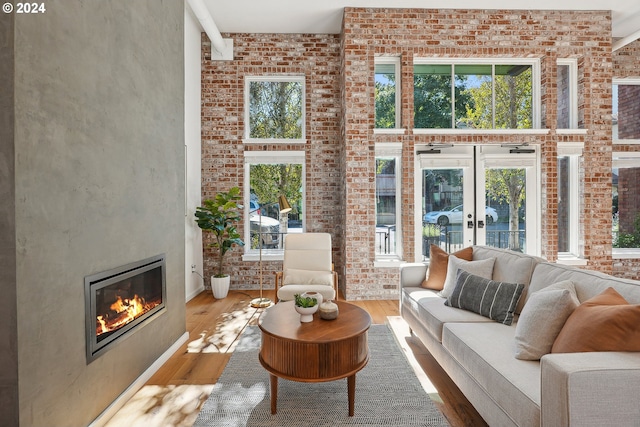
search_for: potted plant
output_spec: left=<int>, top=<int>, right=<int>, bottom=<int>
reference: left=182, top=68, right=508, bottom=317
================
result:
left=294, top=293, right=319, bottom=323
left=195, top=186, right=245, bottom=299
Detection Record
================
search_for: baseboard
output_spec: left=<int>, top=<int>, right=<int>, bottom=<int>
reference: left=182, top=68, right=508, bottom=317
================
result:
left=186, top=285, right=206, bottom=302
left=88, top=331, right=190, bottom=427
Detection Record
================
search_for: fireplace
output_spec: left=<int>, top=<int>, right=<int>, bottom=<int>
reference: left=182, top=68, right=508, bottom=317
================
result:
left=85, top=254, right=166, bottom=363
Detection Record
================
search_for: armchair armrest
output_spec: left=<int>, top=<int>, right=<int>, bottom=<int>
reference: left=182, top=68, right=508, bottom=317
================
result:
left=541, top=352, right=640, bottom=427
left=399, top=263, right=428, bottom=288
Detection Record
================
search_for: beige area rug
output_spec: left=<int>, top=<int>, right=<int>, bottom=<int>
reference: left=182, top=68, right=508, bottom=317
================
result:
left=192, top=323, right=450, bottom=426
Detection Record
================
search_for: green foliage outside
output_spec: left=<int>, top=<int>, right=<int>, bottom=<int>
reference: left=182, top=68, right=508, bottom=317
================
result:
left=375, top=73, right=396, bottom=128
left=413, top=74, right=472, bottom=128
left=615, top=213, right=640, bottom=248
left=249, top=81, right=302, bottom=139
left=250, top=164, right=303, bottom=216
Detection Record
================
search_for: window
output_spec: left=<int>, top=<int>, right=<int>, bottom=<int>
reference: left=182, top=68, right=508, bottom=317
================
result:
left=375, top=143, right=402, bottom=260
left=375, top=57, right=401, bottom=129
left=557, top=59, right=578, bottom=129
left=613, top=79, right=640, bottom=143
left=244, top=76, right=305, bottom=142
left=613, top=153, right=640, bottom=254
left=413, top=60, right=537, bottom=129
left=557, top=143, right=583, bottom=259
left=243, top=151, right=305, bottom=259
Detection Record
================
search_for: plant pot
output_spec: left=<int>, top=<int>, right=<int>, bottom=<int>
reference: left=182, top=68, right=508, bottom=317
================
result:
left=295, top=304, right=318, bottom=323
left=301, top=291, right=323, bottom=307
left=211, top=275, right=230, bottom=299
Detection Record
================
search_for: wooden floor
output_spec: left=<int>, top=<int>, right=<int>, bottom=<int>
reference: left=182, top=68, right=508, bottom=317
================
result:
left=104, top=289, right=487, bottom=427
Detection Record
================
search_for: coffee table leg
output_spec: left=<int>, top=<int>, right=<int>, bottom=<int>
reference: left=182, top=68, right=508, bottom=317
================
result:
left=348, top=374, right=356, bottom=416
left=269, top=374, right=278, bottom=414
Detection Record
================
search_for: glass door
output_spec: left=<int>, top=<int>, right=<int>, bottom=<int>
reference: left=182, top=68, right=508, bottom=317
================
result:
left=416, top=145, right=539, bottom=261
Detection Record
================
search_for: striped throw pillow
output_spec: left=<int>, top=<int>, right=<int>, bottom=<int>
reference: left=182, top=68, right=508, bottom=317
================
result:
left=445, top=269, right=525, bottom=325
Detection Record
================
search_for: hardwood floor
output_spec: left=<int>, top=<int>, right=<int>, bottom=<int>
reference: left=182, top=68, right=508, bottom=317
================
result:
left=104, top=289, right=487, bottom=427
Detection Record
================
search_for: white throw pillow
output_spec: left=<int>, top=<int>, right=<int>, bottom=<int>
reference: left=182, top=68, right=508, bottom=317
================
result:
left=283, top=268, right=333, bottom=286
left=514, top=280, right=579, bottom=360
left=439, top=255, right=495, bottom=298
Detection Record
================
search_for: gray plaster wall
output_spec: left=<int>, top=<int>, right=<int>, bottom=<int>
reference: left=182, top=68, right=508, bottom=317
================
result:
left=0, top=11, right=18, bottom=427
left=13, top=1, right=185, bottom=426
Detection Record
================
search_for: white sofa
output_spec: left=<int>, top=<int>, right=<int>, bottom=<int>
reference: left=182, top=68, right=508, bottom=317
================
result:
left=400, top=245, right=640, bottom=427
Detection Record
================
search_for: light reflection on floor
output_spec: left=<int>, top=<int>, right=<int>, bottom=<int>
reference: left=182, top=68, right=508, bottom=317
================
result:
left=186, top=303, right=260, bottom=353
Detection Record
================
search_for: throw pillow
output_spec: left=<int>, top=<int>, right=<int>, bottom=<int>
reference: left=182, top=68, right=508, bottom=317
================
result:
left=445, top=270, right=524, bottom=325
left=514, top=280, right=579, bottom=360
left=439, top=255, right=496, bottom=298
left=283, top=268, right=333, bottom=286
left=422, top=245, right=473, bottom=290
left=551, top=287, right=640, bottom=353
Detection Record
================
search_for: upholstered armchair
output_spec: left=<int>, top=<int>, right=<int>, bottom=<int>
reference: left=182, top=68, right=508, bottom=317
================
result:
left=275, top=233, right=338, bottom=302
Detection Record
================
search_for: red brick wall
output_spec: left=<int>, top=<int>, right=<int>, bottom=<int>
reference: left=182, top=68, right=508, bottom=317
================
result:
left=200, top=34, right=343, bottom=289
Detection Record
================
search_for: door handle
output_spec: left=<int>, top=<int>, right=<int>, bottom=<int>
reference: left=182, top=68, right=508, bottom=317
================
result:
left=477, top=220, right=485, bottom=229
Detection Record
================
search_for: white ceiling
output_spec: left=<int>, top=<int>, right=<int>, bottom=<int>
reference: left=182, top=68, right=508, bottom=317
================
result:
left=205, top=0, right=640, bottom=39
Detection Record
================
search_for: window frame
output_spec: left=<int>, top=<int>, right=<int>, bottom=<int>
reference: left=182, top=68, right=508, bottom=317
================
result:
left=242, top=150, right=306, bottom=261
left=612, top=151, right=640, bottom=259
left=243, top=75, right=306, bottom=144
left=374, top=143, right=403, bottom=264
left=412, top=58, right=542, bottom=133
left=556, top=142, right=585, bottom=264
left=613, top=78, right=640, bottom=145
left=374, top=57, right=402, bottom=133
left=557, top=58, right=579, bottom=130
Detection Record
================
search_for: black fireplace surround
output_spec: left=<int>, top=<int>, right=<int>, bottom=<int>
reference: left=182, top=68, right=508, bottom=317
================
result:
left=85, top=254, right=166, bottom=363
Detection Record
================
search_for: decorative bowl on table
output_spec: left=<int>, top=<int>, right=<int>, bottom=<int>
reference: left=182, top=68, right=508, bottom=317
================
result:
left=295, top=304, right=318, bottom=322
left=294, top=293, right=319, bottom=323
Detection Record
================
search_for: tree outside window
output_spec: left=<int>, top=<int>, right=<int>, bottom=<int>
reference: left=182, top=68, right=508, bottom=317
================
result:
left=246, top=77, right=304, bottom=140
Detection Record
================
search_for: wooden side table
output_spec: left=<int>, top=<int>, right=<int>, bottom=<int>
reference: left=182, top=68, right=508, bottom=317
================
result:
left=258, top=300, right=371, bottom=416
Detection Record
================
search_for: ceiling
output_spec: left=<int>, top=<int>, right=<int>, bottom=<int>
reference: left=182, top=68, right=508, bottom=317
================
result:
left=204, top=0, right=640, bottom=40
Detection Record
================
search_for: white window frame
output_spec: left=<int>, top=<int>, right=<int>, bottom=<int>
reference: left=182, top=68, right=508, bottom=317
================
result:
left=613, top=151, right=640, bottom=259
left=374, top=57, right=403, bottom=134
left=556, top=142, right=586, bottom=265
left=557, top=58, right=579, bottom=130
left=242, top=151, right=306, bottom=261
left=243, top=75, right=306, bottom=144
left=613, top=78, right=640, bottom=145
left=412, top=58, right=542, bottom=133
left=374, top=143, right=403, bottom=265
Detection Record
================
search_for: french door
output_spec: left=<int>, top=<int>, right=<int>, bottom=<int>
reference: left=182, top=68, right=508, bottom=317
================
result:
left=415, top=144, right=539, bottom=261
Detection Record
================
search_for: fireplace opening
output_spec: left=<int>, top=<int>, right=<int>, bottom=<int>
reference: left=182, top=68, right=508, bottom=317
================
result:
left=85, top=254, right=166, bottom=363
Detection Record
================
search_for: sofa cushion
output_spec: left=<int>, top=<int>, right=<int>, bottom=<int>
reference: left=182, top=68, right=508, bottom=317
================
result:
left=445, top=270, right=524, bottom=325
left=552, top=287, right=640, bottom=353
left=401, top=287, right=492, bottom=342
left=422, top=245, right=473, bottom=290
left=472, top=246, right=543, bottom=313
left=443, top=322, right=541, bottom=427
left=440, top=255, right=495, bottom=298
left=514, top=280, right=579, bottom=360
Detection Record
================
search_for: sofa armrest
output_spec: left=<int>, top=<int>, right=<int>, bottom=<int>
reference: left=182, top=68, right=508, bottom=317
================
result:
left=399, top=263, right=428, bottom=288
left=541, top=352, right=640, bottom=427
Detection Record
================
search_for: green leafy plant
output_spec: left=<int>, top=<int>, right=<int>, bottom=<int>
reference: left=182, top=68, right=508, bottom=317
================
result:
left=294, top=294, right=318, bottom=308
left=195, top=187, right=245, bottom=278
left=423, top=223, right=440, bottom=237
left=615, top=213, right=640, bottom=248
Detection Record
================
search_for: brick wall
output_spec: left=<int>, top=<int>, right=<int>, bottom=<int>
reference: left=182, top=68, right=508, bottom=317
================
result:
left=200, top=34, right=343, bottom=290
left=200, top=12, right=640, bottom=299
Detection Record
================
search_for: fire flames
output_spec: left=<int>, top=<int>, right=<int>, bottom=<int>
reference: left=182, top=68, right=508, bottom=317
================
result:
left=96, top=294, right=159, bottom=336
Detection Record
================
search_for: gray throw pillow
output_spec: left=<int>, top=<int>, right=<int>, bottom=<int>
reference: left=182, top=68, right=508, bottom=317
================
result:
left=514, top=280, right=579, bottom=360
left=439, top=255, right=495, bottom=298
left=445, top=270, right=524, bottom=325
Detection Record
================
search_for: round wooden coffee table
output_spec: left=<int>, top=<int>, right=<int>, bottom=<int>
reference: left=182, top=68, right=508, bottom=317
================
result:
left=258, top=300, right=371, bottom=416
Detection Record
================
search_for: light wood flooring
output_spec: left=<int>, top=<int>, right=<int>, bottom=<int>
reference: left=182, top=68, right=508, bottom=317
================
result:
left=104, top=289, right=487, bottom=427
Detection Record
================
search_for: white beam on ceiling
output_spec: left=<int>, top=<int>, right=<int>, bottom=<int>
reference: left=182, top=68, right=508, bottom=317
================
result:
left=613, top=28, right=640, bottom=51
left=186, top=0, right=233, bottom=60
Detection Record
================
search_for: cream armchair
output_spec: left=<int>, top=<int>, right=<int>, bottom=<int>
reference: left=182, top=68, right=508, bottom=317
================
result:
left=275, top=233, right=338, bottom=302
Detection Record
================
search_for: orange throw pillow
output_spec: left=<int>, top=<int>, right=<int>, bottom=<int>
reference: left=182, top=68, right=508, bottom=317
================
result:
left=551, top=287, right=640, bottom=353
left=421, top=245, right=473, bottom=290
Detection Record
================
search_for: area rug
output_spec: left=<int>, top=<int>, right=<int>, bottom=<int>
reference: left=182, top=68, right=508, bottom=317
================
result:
left=192, top=324, right=450, bottom=427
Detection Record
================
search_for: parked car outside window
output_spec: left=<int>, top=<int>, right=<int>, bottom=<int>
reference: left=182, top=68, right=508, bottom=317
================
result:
left=423, top=204, right=498, bottom=226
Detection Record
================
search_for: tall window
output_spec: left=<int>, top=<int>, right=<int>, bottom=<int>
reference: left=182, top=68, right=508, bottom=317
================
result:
left=557, top=59, right=578, bottom=129
left=613, top=80, right=640, bottom=143
left=413, top=60, right=536, bottom=129
left=375, top=57, right=401, bottom=129
left=243, top=152, right=305, bottom=257
left=613, top=153, right=640, bottom=252
left=557, top=143, right=583, bottom=258
left=244, top=76, right=305, bottom=142
left=375, top=143, right=402, bottom=260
